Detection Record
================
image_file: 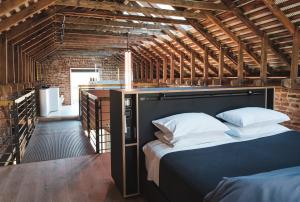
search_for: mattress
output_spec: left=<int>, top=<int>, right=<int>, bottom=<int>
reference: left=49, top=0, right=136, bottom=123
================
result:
left=144, top=130, right=300, bottom=202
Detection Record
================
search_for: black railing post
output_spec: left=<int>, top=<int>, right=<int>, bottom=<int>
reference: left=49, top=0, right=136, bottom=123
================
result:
left=32, top=92, right=36, bottom=127
left=86, top=94, right=90, bottom=138
left=95, top=99, right=100, bottom=153
left=12, top=102, right=20, bottom=164
left=99, top=98, right=103, bottom=154
left=25, top=96, right=29, bottom=140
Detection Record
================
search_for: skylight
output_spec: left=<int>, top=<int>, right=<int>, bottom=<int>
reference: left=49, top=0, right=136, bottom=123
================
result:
left=169, top=16, right=186, bottom=20
left=180, top=25, right=193, bottom=31
left=156, top=3, right=175, bottom=11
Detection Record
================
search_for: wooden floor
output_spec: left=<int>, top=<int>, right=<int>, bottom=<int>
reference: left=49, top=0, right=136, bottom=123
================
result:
left=0, top=154, right=145, bottom=202
left=22, top=120, right=94, bottom=163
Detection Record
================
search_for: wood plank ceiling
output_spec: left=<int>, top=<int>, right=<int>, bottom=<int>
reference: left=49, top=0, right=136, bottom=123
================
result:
left=0, top=0, right=299, bottom=84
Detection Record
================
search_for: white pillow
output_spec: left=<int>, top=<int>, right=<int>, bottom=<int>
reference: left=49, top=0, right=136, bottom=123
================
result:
left=216, top=107, right=290, bottom=127
left=225, top=122, right=290, bottom=138
left=155, top=130, right=234, bottom=147
left=152, top=113, right=230, bottom=138
left=154, top=131, right=174, bottom=147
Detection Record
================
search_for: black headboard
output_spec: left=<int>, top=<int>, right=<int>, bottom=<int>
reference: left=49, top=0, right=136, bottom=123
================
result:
left=138, top=88, right=274, bottom=149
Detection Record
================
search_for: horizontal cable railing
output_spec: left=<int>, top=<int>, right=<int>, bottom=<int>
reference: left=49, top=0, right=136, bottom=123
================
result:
left=0, top=90, right=37, bottom=166
left=80, top=90, right=110, bottom=154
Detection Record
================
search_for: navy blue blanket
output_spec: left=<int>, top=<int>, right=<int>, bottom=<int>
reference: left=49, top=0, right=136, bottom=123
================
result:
left=204, top=166, right=300, bottom=202
left=159, top=131, right=300, bottom=202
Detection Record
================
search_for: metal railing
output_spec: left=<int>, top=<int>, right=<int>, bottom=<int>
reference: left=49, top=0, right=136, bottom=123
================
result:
left=80, top=90, right=110, bottom=154
left=0, top=90, right=37, bottom=166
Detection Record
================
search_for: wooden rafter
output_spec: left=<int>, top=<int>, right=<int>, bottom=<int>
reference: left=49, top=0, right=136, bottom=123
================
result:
left=221, top=0, right=290, bottom=67
left=60, top=10, right=189, bottom=24
left=175, top=26, right=235, bottom=75
left=203, top=47, right=208, bottom=82
left=205, top=13, right=261, bottom=67
left=188, top=19, right=237, bottom=66
left=179, top=53, right=184, bottom=84
left=6, top=8, right=57, bottom=40
left=237, top=40, right=244, bottom=81
left=262, top=0, right=299, bottom=37
left=64, top=29, right=153, bottom=40
left=290, top=30, right=300, bottom=81
left=219, top=47, right=224, bottom=80
left=151, top=39, right=189, bottom=75
left=127, top=0, right=229, bottom=11
left=0, top=0, right=29, bottom=17
left=63, top=23, right=161, bottom=35
left=153, top=38, right=195, bottom=75
left=56, top=0, right=206, bottom=19
left=261, top=34, right=268, bottom=82
left=56, top=15, right=173, bottom=30
left=0, top=0, right=56, bottom=33
left=163, top=29, right=217, bottom=75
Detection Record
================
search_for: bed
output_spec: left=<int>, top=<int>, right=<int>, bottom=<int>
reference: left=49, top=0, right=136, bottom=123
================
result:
left=134, top=88, right=299, bottom=202
left=143, top=129, right=300, bottom=202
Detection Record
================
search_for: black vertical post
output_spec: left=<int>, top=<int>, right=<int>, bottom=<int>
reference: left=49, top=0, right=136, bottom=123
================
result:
left=86, top=94, right=90, bottom=138
left=12, top=102, right=20, bottom=164
left=79, top=88, right=82, bottom=120
left=25, top=96, right=29, bottom=140
left=32, top=92, right=36, bottom=127
left=95, top=99, right=100, bottom=153
left=99, top=98, right=103, bottom=153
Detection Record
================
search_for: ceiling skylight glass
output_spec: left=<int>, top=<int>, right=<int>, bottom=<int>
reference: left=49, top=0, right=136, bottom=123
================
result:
left=169, top=16, right=186, bottom=20
left=156, top=3, right=175, bottom=10
left=180, top=25, right=193, bottom=30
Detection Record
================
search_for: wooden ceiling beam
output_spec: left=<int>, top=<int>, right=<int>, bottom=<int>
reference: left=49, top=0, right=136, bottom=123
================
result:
left=64, top=29, right=153, bottom=40
left=188, top=19, right=237, bottom=65
left=0, top=0, right=29, bottom=16
left=63, top=23, right=161, bottom=35
left=9, top=19, right=54, bottom=44
left=22, top=31, right=56, bottom=52
left=260, top=34, right=268, bottom=83
left=152, top=40, right=190, bottom=75
left=56, top=0, right=206, bottom=19
left=35, top=45, right=59, bottom=62
left=56, top=50, right=123, bottom=57
left=60, top=43, right=128, bottom=49
left=290, top=30, right=300, bottom=82
left=175, top=26, right=235, bottom=75
left=134, top=46, right=156, bottom=61
left=127, top=0, right=229, bottom=11
left=262, top=0, right=299, bottom=36
left=154, top=38, right=203, bottom=76
left=131, top=46, right=152, bottom=62
left=12, top=21, right=54, bottom=45
left=0, top=0, right=56, bottom=33
left=139, top=45, right=163, bottom=61
left=27, top=39, right=56, bottom=56
left=6, top=7, right=58, bottom=41
left=163, top=29, right=217, bottom=75
left=205, top=13, right=261, bottom=68
left=60, top=10, right=189, bottom=24
left=221, top=0, right=290, bottom=67
left=34, top=43, right=57, bottom=59
left=55, top=15, right=173, bottom=30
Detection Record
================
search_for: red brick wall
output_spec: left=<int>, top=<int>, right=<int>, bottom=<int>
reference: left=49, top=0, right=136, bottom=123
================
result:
left=43, top=55, right=124, bottom=105
left=275, top=87, right=300, bottom=131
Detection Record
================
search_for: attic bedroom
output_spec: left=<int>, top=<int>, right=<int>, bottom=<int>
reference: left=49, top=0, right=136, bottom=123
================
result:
left=0, top=0, right=300, bottom=202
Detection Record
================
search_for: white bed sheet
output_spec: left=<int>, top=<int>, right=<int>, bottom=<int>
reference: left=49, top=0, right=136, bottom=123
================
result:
left=143, top=127, right=291, bottom=186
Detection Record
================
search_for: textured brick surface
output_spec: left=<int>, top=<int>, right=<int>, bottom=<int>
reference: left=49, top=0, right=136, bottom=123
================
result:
left=275, top=87, right=300, bottom=131
left=43, top=55, right=124, bottom=105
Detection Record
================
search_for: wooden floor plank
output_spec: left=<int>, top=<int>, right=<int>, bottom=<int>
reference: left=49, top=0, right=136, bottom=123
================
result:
left=0, top=154, right=145, bottom=202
